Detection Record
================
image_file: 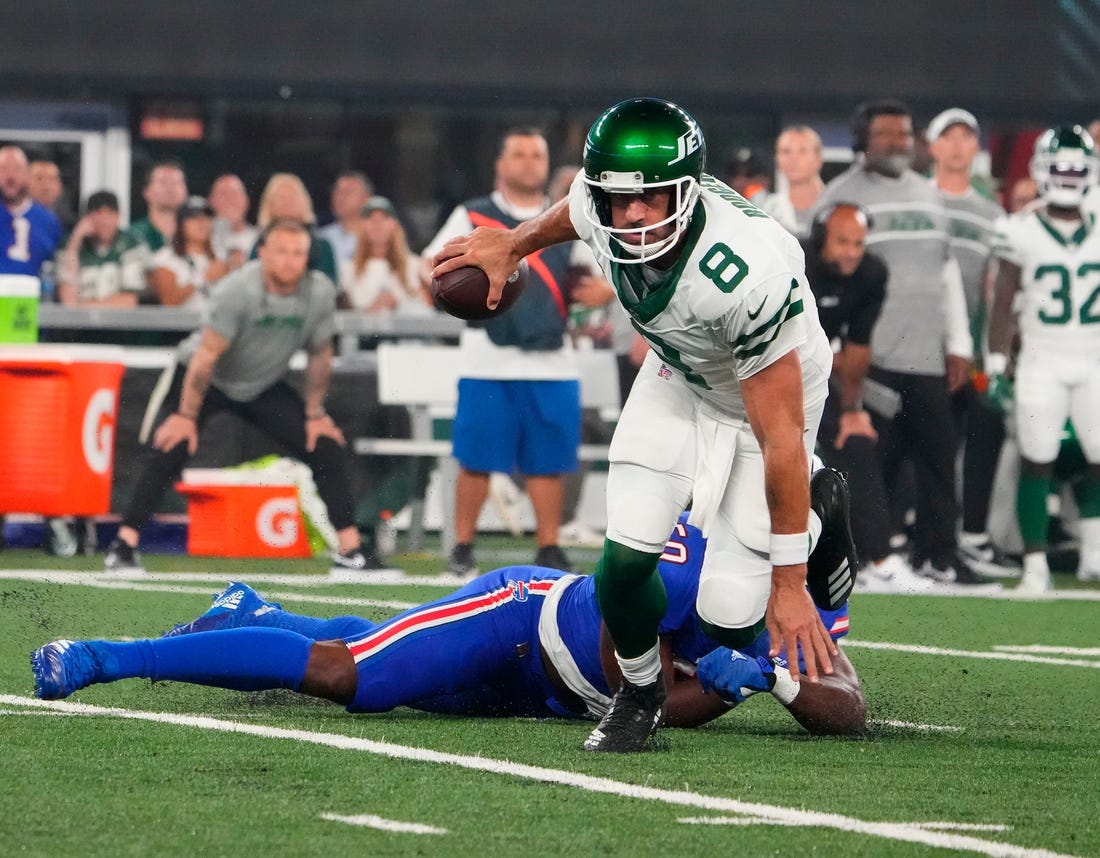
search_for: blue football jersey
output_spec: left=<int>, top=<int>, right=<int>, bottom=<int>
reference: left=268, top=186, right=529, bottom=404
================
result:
left=0, top=200, right=62, bottom=277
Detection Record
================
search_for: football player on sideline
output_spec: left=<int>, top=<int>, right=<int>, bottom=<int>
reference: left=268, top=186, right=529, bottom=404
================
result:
left=31, top=471, right=866, bottom=738
left=989, top=125, right=1100, bottom=593
left=432, top=98, right=840, bottom=752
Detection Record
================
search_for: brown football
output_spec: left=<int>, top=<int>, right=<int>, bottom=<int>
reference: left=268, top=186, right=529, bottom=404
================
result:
left=431, top=262, right=526, bottom=321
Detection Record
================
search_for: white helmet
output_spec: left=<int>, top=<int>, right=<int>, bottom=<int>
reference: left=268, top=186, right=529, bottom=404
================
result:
left=1029, top=124, right=1099, bottom=208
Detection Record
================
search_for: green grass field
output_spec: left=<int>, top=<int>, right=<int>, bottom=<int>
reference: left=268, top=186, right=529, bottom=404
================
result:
left=2, top=541, right=1098, bottom=857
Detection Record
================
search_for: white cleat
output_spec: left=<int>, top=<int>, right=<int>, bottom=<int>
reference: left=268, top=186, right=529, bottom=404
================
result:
left=1016, top=554, right=1052, bottom=596
left=858, top=554, right=937, bottom=595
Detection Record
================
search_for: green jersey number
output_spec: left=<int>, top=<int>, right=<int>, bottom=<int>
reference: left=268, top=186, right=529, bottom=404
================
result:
left=699, top=243, right=749, bottom=293
left=1035, top=262, right=1100, bottom=325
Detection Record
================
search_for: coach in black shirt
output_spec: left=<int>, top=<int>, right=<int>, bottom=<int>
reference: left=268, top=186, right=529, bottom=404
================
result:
left=802, top=203, right=910, bottom=581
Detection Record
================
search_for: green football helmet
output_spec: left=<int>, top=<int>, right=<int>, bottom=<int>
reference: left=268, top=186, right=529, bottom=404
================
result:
left=1030, top=124, right=1099, bottom=208
left=582, top=97, right=706, bottom=264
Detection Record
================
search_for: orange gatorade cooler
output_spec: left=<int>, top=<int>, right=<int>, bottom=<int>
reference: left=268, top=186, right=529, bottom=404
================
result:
left=0, top=345, right=126, bottom=515
left=175, top=468, right=312, bottom=558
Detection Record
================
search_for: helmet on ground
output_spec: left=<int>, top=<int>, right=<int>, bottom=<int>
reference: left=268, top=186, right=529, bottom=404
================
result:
left=582, top=97, right=705, bottom=264
left=1030, top=125, right=1099, bottom=208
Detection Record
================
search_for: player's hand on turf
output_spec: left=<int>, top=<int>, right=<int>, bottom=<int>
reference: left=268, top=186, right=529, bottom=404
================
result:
left=766, top=565, right=835, bottom=683
left=305, top=414, right=345, bottom=452
left=154, top=413, right=199, bottom=454
left=432, top=228, right=520, bottom=310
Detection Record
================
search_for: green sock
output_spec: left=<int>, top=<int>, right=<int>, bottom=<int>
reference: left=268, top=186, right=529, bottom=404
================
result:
left=1017, top=472, right=1052, bottom=550
left=594, top=539, right=667, bottom=659
left=1073, top=475, right=1100, bottom=519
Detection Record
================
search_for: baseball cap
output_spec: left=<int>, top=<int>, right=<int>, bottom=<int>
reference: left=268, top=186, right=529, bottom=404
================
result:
left=360, top=196, right=397, bottom=217
left=85, top=190, right=119, bottom=213
left=178, top=195, right=214, bottom=219
left=926, top=108, right=979, bottom=142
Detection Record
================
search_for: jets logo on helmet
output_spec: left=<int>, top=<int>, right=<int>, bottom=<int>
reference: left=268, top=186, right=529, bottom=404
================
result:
left=582, top=97, right=706, bottom=264
left=1030, top=124, right=1099, bottom=208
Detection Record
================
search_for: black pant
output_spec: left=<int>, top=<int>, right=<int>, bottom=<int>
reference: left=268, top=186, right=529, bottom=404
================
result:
left=867, top=368, right=958, bottom=565
left=122, top=366, right=356, bottom=533
left=817, top=393, right=893, bottom=565
left=953, top=384, right=1007, bottom=535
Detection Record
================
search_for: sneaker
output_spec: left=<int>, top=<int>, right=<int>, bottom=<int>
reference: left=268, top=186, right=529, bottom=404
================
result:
left=859, top=553, right=937, bottom=594
left=559, top=519, right=605, bottom=548
left=330, top=547, right=381, bottom=573
left=958, top=532, right=1020, bottom=577
left=583, top=677, right=666, bottom=752
left=916, top=554, right=994, bottom=586
left=806, top=467, right=858, bottom=610
left=45, top=517, right=78, bottom=558
left=447, top=543, right=479, bottom=578
left=1076, top=567, right=1100, bottom=583
left=163, top=581, right=280, bottom=638
left=534, top=544, right=573, bottom=573
left=31, top=639, right=100, bottom=700
left=104, top=538, right=145, bottom=573
left=1017, top=554, right=1052, bottom=596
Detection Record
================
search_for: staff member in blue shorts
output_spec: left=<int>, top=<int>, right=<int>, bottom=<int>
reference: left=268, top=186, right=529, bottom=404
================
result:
left=32, top=470, right=866, bottom=737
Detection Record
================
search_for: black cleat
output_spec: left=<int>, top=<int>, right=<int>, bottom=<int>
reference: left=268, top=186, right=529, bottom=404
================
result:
left=583, top=677, right=665, bottom=753
left=807, top=467, right=859, bottom=610
left=534, top=544, right=573, bottom=573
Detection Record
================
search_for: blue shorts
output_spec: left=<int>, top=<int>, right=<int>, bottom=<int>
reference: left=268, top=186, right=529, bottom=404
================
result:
left=342, top=566, right=575, bottom=716
left=452, top=378, right=580, bottom=475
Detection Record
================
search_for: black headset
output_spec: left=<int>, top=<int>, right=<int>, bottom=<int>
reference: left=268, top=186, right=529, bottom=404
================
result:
left=810, top=202, right=874, bottom=251
left=850, top=98, right=912, bottom=153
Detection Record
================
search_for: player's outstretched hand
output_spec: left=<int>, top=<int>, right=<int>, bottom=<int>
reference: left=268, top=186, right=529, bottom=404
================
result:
left=306, top=414, right=345, bottom=452
left=153, top=413, right=199, bottom=455
left=766, top=565, right=836, bottom=683
left=431, top=227, right=521, bottom=311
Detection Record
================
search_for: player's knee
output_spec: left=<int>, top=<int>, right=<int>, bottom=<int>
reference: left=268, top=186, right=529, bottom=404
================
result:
left=596, top=540, right=661, bottom=587
left=301, top=640, right=356, bottom=704
left=698, top=617, right=765, bottom=650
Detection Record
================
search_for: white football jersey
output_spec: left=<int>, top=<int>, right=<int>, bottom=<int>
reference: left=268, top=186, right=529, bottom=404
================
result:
left=569, top=173, right=831, bottom=420
left=993, top=209, right=1100, bottom=356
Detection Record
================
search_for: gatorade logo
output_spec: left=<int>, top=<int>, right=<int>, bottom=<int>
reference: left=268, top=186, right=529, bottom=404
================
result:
left=256, top=497, right=300, bottom=548
left=81, top=389, right=116, bottom=475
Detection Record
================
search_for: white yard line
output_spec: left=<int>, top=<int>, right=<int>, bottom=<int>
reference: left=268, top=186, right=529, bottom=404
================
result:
left=868, top=719, right=963, bottom=733
left=320, top=812, right=447, bottom=835
left=844, top=640, right=1100, bottom=670
left=0, top=695, right=1079, bottom=858
left=994, top=645, right=1100, bottom=657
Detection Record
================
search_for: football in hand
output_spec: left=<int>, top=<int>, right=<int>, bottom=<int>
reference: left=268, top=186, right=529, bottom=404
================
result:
left=431, top=262, right=526, bottom=321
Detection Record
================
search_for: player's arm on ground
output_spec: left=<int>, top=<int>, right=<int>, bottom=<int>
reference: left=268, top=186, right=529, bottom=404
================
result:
left=741, top=350, right=835, bottom=681
left=303, top=341, right=344, bottom=451
left=431, top=198, right=578, bottom=308
left=597, top=623, right=729, bottom=727
left=154, top=327, right=229, bottom=453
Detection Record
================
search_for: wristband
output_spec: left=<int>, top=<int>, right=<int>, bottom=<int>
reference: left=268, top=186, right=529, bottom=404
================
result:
left=306, top=409, right=328, bottom=420
left=175, top=411, right=198, bottom=422
left=769, top=531, right=809, bottom=566
left=985, top=352, right=1008, bottom=376
left=841, top=401, right=864, bottom=413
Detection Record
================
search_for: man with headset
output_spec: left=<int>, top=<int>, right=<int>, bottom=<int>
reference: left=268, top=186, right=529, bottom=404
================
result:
left=802, top=203, right=933, bottom=593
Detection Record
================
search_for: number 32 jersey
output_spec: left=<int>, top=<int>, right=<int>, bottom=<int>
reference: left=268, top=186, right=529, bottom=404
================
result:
left=569, top=173, right=832, bottom=420
left=993, top=208, right=1100, bottom=357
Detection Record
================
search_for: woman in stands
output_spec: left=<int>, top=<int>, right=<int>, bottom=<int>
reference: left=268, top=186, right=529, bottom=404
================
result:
left=340, top=196, right=431, bottom=314
left=150, top=196, right=228, bottom=307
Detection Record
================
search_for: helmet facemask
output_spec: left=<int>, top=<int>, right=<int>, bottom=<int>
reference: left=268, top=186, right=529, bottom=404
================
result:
left=582, top=171, right=700, bottom=265
left=1030, top=126, right=1100, bottom=209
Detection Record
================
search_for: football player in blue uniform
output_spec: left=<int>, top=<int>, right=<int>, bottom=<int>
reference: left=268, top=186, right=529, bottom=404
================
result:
left=31, top=471, right=865, bottom=737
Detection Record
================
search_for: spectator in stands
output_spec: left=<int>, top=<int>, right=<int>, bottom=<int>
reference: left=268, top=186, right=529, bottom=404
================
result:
left=725, top=147, right=772, bottom=203
left=422, top=127, right=581, bottom=576
left=319, top=170, right=373, bottom=265
left=1007, top=176, right=1039, bottom=213
left=803, top=203, right=933, bottom=593
left=815, top=99, right=984, bottom=585
left=127, top=160, right=188, bottom=254
left=208, top=173, right=257, bottom=271
left=104, top=218, right=374, bottom=574
left=254, top=172, right=338, bottom=283
left=150, top=196, right=229, bottom=307
left=57, top=190, right=145, bottom=307
left=763, top=125, right=827, bottom=237
left=341, top=196, right=429, bottom=314
left=925, top=108, right=1013, bottom=575
left=28, top=158, right=72, bottom=232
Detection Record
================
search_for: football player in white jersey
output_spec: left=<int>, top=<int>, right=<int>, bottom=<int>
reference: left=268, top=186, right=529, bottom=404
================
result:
left=989, top=125, right=1100, bottom=593
left=433, top=98, right=840, bottom=752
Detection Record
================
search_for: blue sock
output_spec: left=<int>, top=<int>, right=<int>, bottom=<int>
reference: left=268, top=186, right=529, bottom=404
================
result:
left=248, top=609, right=375, bottom=640
left=89, top=628, right=314, bottom=692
